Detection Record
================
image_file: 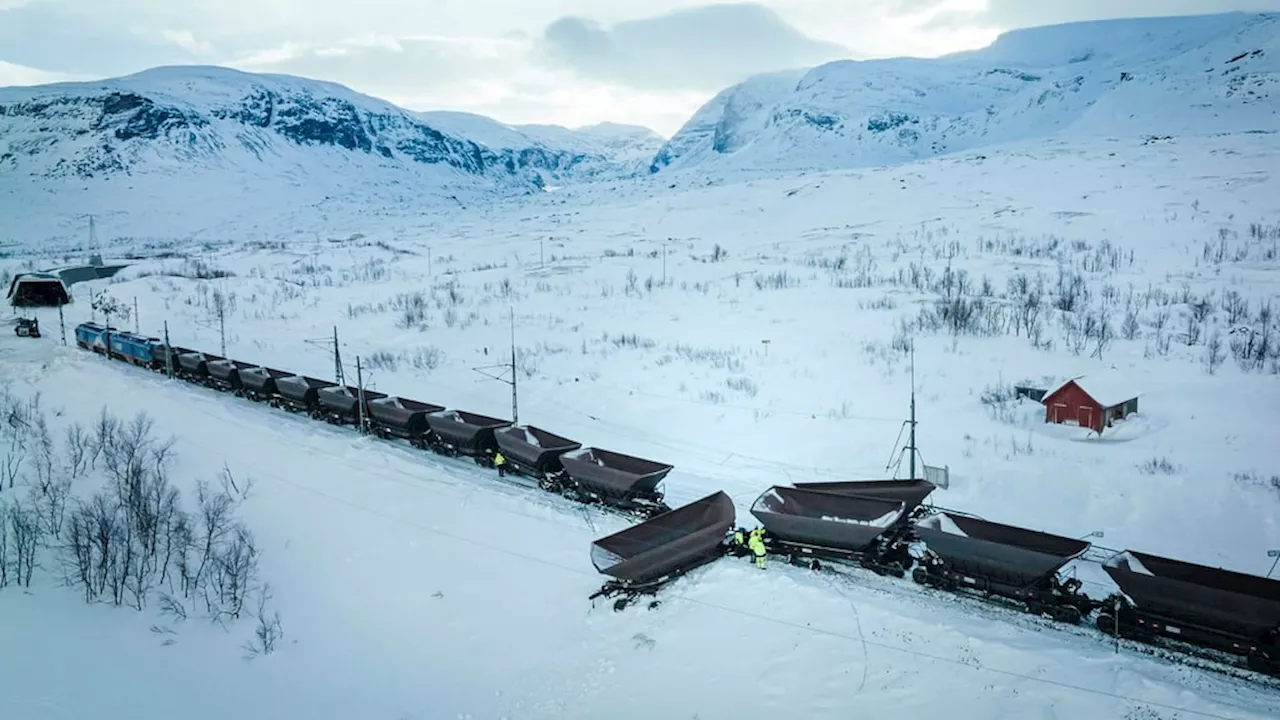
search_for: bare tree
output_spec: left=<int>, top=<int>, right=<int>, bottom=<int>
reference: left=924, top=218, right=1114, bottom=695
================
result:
left=1205, top=331, right=1225, bottom=375
left=8, top=499, right=43, bottom=587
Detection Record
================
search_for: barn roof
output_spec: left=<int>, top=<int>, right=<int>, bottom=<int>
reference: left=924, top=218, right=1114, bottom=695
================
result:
left=1043, top=371, right=1139, bottom=409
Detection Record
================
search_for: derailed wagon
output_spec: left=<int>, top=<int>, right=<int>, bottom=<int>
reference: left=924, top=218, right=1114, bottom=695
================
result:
left=913, top=511, right=1095, bottom=624
left=423, top=409, right=512, bottom=460
left=274, top=375, right=339, bottom=416
left=750, top=485, right=915, bottom=576
left=555, top=446, right=673, bottom=519
left=794, top=478, right=937, bottom=518
left=1097, top=550, right=1280, bottom=677
left=493, top=425, right=582, bottom=479
left=366, top=397, right=445, bottom=441
left=590, top=490, right=736, bottom=610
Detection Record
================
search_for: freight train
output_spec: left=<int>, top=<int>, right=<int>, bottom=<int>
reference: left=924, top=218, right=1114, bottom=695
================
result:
left=70, top=321, right=1280, bottom=683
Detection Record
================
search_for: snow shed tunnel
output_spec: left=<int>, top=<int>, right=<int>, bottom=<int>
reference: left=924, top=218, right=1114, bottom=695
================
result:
left=6, top=273, right=71, bottom=308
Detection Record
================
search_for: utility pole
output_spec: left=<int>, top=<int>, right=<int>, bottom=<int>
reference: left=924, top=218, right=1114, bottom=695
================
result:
left=164, top=322, right=174, bottom=379
left=333, top=326, right=344, bottom=385
left=133, top=296, right=139, bottom=333
left=540, top=238, right=545, bottom=269
left=356, top=356, right=367, bottom=434
left=58, top=304, right=66, bottom=346
left=662, top=243, right=667, bottom=285
left=909, top=343, right=917, bottom=480
left=218, top=300, right=226, bottom=356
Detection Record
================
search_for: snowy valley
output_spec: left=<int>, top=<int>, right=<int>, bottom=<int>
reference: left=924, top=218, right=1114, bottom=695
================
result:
left=3, top=10, right=1280, bottom=720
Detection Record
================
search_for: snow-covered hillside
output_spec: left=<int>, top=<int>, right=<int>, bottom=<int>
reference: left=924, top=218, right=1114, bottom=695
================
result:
left=0, top=65, right=658, bottom=202
left=418, top=111, right=665, bottom=181
left=651, top=12, right=1280, bottom=174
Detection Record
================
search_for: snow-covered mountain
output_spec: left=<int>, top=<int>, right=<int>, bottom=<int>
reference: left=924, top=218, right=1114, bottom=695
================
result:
left=416, top=111, right=665, bottom=182
left=0, top=65, right=659, bottom=197
left=650, top=12, right=1280, bottom=174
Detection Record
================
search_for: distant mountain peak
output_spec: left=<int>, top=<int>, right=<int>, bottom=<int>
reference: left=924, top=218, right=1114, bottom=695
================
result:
left=649, top=11, right=1279, bottom=175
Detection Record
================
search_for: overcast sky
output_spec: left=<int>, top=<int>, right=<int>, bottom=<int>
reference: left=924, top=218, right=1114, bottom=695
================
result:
left=1, top=0, right=1275, bottom=135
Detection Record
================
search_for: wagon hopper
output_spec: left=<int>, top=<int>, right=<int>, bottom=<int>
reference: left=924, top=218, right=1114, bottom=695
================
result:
left=794, top=479, right=936, bottom=520
left=913, top=512, right=1094, bottom=623
left=176, top=351, right=226, bottom=383
left=1098, top=550, right=1280, bottom=676
left=423, top=409, right=512, bottom=458
left=557, top=446, right=673, bottom=517
left=590, top=490, right=735, bottom=610
left=750, top=486, right=913, bottom=575
left=275, top=375, right=338, bottom=415
left=317, top=385, right=389, bottom=426
left=238, top=367, right=293, bottom=402
left=494, top=425, right=582, bottom=479
left=366, top=397, right=445, bottom=440
left=206, top=359, right=259, bottom=392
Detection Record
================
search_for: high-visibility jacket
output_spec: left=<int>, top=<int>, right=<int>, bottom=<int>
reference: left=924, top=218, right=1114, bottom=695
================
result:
left=733, top=530, right=745, bottom=545
left=494, top=452, right=506, bottom=465
left=748, top=536, right=766, bottom=557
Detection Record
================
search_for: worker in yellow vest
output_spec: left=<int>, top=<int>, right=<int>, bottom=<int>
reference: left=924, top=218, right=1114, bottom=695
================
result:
left=494, top=451, right=507, bottom=477
left=747, top=528, right=766, bottom=569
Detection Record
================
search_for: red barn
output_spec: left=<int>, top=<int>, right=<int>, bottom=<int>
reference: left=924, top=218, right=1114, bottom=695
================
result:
left=1041, top=374, right=1140, bottom=435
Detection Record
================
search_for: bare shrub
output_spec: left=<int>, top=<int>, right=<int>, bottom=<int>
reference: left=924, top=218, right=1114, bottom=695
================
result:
left=725, top=376, right=758, bottom=397
left=1204, top=331, right=1225, bottom=375
left=1137, top=457, right=1178, bottom=475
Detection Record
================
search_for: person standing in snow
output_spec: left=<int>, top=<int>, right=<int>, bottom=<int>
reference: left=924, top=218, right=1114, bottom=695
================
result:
left=494, top=450, right=507, bottom=477
left=748, top=528, right=767, bottom=569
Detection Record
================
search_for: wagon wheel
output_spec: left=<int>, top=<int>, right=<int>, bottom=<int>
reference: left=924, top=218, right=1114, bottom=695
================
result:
left=1247, top=649, right=1277, bottom=677
left=613, top=597, right=631, bottom=612
left=1095, top=612, right=1118, bottom=636
left=1050, top=604, right=1082, bottom=625
left=911, top=567, right=930, bottom=586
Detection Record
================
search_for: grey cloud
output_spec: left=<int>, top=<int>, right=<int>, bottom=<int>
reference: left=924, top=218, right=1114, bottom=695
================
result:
left=538, top=2, right=850, bottom=91
left=0, top=4, right=202, bottom=76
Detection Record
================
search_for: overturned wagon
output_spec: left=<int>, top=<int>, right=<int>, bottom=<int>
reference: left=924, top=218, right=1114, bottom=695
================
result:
left=366, top=397, right=445, bottom=440
left=590, top=490, right=736, bottom=610
left=750, top=485, right=914, bottom=575
left=494, top=425, right=582, bottom=479
left=913, top=511, right=1095, bottom=624
left=423, top=409, right=511, bottom=459
left=317, top=385, right=389, bottom=426
left=274, top=375, right=338, bottom=415
left=556, top=447, right=673, bottom=518
left=1098, top=550, right=1280, bottom=677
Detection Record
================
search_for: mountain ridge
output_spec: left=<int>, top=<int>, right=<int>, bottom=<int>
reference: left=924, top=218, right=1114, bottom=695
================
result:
left=649, top=11, right=1280, bottom=175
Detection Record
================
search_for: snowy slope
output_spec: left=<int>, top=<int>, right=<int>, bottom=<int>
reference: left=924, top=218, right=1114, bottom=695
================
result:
left=651, top=12, right=1280, bottom=174
left=0, top=65, right=659, bottom=207
left=417, top=111, right=664, bottom=181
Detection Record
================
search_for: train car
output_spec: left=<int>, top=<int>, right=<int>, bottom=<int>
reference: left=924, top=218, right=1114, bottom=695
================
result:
left=794, top=479, right=937, bottom=514
left=316, top=385, right=389, bottom=426
left=555, top=446, right=673, bottom=518
left=176, top=351, right=226, bottom=384
left=590, top=490, right=735, bottom=610
left=493, top=425, right=582, bottom=479
left=1098, top=550, right=1280, bottom=677
left=239, top=367, right=293, bottom=402
left=422, top=409, right=512, bottom=459
left=912, top=511, right=1096, bottom=624
left=74, top=322, right=109, bottom=353
left=275, top=375, right=339, bottom=416
left=366, top=396, right=446, bottom=441
left=106, top=331, right=162, bottom=367
left=750, top=485, right=914, bottom=575
left=206, top=359, right=258, bottom=393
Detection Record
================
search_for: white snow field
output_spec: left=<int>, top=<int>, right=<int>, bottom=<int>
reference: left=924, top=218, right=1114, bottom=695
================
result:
left=3, top=10, right=1280, bottom=720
